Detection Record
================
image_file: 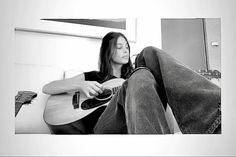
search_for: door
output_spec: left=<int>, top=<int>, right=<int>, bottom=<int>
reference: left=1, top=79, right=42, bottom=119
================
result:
left=204, top=18, right=221, bottom=72
left=161, top=18, right=207, bottom=71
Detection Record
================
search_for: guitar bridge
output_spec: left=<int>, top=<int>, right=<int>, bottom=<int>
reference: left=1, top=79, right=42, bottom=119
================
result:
left=72, top=91, right=80, bottom=109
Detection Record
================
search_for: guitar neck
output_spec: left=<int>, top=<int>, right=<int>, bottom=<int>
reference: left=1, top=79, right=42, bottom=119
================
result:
left=15, top=101, right=23, bottom=117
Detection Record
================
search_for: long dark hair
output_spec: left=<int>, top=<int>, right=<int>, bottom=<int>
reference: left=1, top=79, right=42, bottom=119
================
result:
left=99, top=32, right=133, bottom=80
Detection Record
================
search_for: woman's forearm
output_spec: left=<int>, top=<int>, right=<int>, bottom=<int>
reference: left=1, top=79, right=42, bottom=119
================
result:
left=42, top=80, right=80, bottom=95
left=42, top=73, right=85, bottom=95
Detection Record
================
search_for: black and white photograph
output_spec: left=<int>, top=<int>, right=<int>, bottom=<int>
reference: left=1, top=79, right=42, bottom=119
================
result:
left=15, top=18, right=221, bottom=135
left=1, top=0, right=236, bottom=156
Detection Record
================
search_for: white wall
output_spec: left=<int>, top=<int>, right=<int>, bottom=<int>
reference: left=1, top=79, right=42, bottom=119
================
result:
left=15, top=19, right=162, bottom=69
left=131, top=18, right=162, bottom=54
left=15, top=19, right=162, bottom=71
left=15, top=30, right=101, bottom=72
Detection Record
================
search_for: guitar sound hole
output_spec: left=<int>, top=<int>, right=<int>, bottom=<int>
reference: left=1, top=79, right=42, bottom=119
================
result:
left=81, top=96, right=111, bottom=110
left=81, top=89, right=112, bottom=110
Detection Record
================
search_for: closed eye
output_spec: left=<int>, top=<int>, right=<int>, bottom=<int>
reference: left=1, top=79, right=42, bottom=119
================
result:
left=116, top=44, right=129, bottom=50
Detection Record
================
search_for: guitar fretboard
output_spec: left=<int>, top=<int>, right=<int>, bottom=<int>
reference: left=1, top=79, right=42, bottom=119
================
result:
left=15, top=95, right=23, bottom=116
left=15, top=102, right=23, bottom=116
left=15, top=91, right=37, bottom=117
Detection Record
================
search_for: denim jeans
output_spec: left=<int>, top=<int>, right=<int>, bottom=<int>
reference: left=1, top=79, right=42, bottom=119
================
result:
left=93, top=46, right=221, bottom=134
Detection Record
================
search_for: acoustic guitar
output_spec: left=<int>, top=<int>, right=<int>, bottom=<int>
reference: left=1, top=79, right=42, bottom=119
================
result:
left=43, top=78, right=125, bottom=125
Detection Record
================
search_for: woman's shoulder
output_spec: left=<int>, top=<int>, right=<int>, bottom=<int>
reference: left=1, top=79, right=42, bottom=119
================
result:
left=84, top=70, right=107, bottom=82
left=84, top=70, right=103, bottom=77
left=84, top=70, right=117, bottom=83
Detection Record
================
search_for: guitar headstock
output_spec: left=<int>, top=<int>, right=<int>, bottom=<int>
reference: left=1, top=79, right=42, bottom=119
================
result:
left=197, top=69, right=221, bottom=80
left=15, top=91, right=37, bottom=105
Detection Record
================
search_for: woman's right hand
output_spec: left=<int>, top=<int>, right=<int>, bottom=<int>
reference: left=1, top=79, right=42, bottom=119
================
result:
left=79, top=81, right=104, bottom=98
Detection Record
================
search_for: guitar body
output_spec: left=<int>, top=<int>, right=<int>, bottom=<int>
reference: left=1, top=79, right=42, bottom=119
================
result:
left=43, top=78, right=125, bottom=126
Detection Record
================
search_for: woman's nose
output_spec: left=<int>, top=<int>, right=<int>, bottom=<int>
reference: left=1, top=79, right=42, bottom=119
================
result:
left=123, top=47, right=129, bottom=54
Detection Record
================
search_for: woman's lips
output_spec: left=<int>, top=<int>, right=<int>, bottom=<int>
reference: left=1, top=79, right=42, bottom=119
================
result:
left=122, top=56, right=129, bottom=59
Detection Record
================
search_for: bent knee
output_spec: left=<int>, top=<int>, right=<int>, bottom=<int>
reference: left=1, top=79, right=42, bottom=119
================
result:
left=128, top=68, right=156, bottom=87
left=142, top=46, right=157, bottom=52
left=141, top=46, right=162, bottom=56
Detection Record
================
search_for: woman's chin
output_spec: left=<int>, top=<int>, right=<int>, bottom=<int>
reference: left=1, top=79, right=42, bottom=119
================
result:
left=122, top=61, right=129, bottom=64
left=122, top=59, right=129, bottom=64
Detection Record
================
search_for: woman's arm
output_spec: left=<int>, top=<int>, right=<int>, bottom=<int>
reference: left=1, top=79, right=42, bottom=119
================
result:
left=42, top=73, right=104, bottom=98
left=42, top=73, right=85, bottom=95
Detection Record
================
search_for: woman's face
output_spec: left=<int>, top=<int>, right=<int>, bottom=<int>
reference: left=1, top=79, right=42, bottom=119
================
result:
left=111, top=36, right=130, bottom=65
